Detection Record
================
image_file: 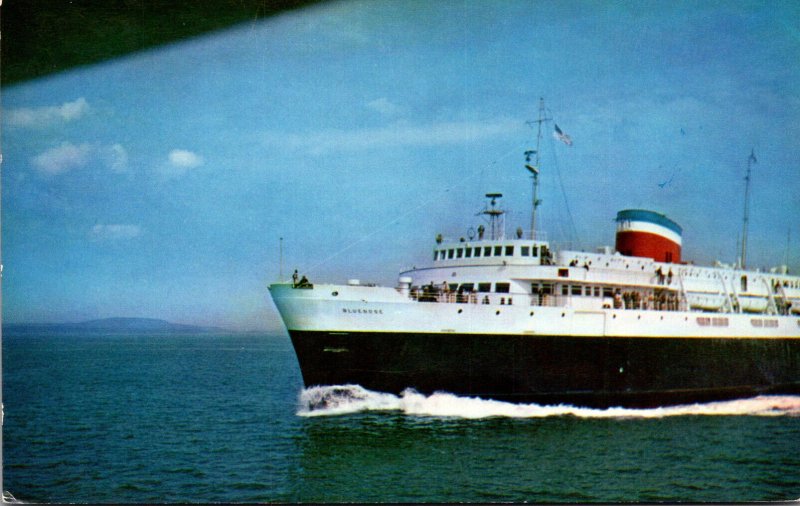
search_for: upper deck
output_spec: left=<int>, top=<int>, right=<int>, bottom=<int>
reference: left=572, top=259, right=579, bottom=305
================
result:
left=399, top=233, right=800, bottom=316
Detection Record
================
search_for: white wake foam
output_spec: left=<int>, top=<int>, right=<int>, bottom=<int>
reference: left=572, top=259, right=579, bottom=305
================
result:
left=297, top=385, right=800, bottom=419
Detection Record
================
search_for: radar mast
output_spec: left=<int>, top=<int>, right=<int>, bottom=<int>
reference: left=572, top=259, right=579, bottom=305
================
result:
left=481, top=193, right=505, bottom=240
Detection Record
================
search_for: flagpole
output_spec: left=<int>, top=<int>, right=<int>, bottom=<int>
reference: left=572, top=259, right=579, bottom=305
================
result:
left=279, top=236, right=284, bottom=282
left=740, top=149, right=756, bottom=269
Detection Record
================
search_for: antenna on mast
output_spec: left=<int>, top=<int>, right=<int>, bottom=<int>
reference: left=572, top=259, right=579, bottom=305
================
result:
left=526, top=97, right=552, bottom=240
left=740, top=149, right=756, bottom=269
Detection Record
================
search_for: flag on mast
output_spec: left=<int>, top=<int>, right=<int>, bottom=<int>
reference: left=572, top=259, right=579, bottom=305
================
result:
left=554, top=124, right=573, bottom=146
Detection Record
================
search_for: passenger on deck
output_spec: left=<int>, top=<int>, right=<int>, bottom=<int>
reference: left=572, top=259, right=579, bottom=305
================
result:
left=541, top=246, right=553, bottom=265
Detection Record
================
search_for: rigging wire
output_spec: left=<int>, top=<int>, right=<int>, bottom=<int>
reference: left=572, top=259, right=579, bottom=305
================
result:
left=304, top=140, right=529, bottom=276
left=546, top=129, right=581, bottom=251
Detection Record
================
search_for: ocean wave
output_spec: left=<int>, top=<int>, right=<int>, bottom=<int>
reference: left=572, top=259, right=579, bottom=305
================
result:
left=297, top=385, right=800, bottom=419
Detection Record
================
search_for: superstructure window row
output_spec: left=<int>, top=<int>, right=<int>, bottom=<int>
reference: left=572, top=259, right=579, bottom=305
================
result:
left=434, top=244, right=539, bottom=261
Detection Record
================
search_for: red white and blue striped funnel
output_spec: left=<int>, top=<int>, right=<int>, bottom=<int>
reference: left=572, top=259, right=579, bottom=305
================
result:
left=615, top=209, right=682, bottom=263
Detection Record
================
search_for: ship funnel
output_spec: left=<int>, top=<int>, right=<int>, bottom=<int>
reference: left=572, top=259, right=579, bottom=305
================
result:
left=615, top=209, right=682, bottom=263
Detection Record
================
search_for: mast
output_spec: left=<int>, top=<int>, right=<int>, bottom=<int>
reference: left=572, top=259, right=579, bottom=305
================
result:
left=740, top=149, right=756, bottom=269
left=526, top=98, right=551, bottom=240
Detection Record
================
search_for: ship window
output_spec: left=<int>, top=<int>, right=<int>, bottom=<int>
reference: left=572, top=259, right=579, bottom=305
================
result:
left=594, top=286, right=601, bottom=297
left=474, top=247, right=481, bottom=257
left=532, top=246, right=538, bottom=257
left=495, top=282, right=510, bottom=293
left=542, top=283, right=553, bottom=295
left=494, top=246, right=502, bottom=256
left=505, top=245, right=514, bottom=256
left=741, top=275, right=748, bottom=292
left=448, top=249, right=454, bottom=259
left=484, top=246, right=492, bottom=256
left=460, top=283, right=474, bottom=292
left=434, top=251, right=439, bottom=261
left=558, top=268, right=569, bottom=278
left=478, top=283, right=491, bottom=292
left=521, top=246, right=530, bottom=256
left=457, top=248, right=464, bottom=258
left=465, top=247, right=472, bottom=258
left=562, top=285, right=569, bottom=296
left=572, top=285, right=582, bottom=296
left=603, top=287, right=613, bottom=298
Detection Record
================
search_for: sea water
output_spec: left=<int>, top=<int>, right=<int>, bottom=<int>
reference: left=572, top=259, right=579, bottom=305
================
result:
left=3, top=329, right=799, bottom=503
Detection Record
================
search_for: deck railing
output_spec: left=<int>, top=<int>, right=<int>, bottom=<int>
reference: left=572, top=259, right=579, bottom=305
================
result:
left=408, top=290, right=687, bottom=311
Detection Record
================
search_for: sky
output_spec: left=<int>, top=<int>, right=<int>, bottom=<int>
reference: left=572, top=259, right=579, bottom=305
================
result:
left=3, top=0, right=799, bottom=330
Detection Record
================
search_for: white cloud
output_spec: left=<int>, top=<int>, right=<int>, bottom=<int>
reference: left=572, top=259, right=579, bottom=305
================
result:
left=261, top=117, right=523, bottom=155
left=168, top=149, right=204, bottom=169
left=366, top=98, right=401, bottom=116
left=157, top=149, right=204, bottom=179
left=31, top=142, right=91, bottom=175
left=89, top=224, right=142, bottom=241
left=31, top=142, right=130, bottom=175
left=6, top=97, right=90, bottom=128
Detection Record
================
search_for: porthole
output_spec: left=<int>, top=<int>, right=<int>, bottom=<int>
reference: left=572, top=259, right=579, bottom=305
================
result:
left=457, top=309, right=463, bottom=314
left=332, top=291, right=339, bottom=296
left=530, top=311, right=534, bottom=316
left=496, top=310, right=501, bottom=315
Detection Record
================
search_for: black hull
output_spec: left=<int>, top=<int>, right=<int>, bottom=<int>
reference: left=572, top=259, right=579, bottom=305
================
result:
left=289, top=331, right=800, bottom=409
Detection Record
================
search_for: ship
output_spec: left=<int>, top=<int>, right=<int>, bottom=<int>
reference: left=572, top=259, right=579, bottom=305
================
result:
left=269, top=101, right=800, bottom=409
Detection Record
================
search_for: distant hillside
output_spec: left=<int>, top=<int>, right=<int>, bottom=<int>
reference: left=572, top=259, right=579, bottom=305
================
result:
left=4, top=317, right=223, bottom=334
left=76, top=317, right=221, bottom=332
